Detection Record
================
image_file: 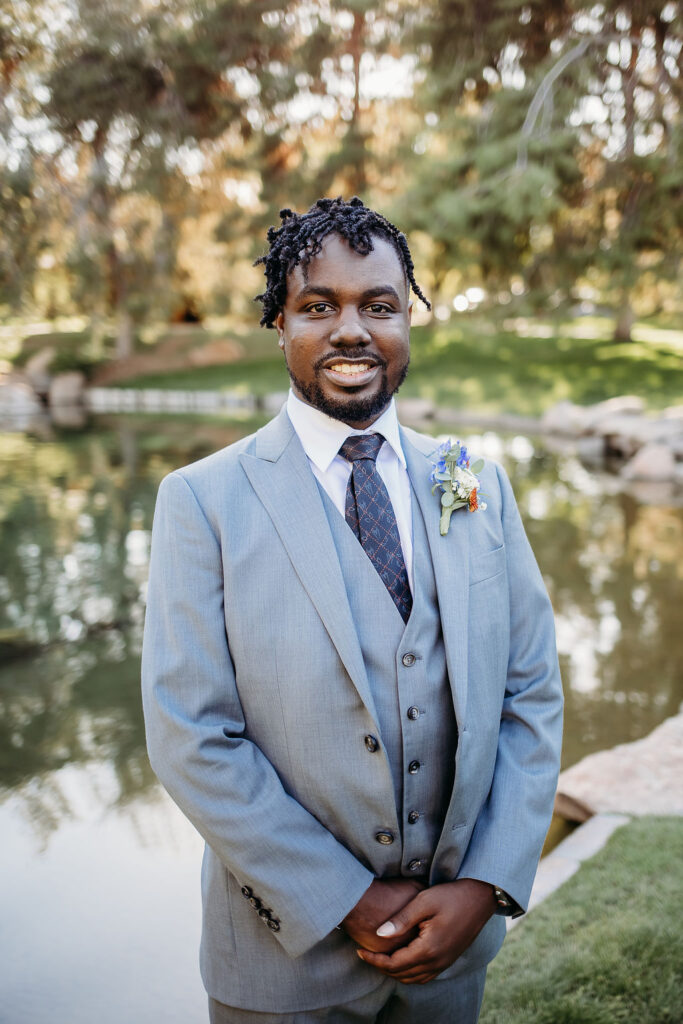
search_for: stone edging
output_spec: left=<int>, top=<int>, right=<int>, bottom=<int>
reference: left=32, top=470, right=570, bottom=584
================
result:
left=508, top=813, right=631, bottom=929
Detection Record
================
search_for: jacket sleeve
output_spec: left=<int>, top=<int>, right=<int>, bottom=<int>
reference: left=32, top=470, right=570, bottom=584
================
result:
left=456, top=461, right=564, bottom=912
left=141, top=471, right=373, bottom=958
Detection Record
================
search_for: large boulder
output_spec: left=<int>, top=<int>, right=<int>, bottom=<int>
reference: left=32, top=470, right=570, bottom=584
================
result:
left=23, top=346, right=56, bottom=398
left=540, top=400, right=590, bottom=434
left=49, top=370, right=86, bottom=407
left=621, top=442, right=677, bottom=481
left=580, top=394, right=645, bottom=432
left=596, top=414, right=683, bottom=459
left=555, top=711, right=683, bottom=818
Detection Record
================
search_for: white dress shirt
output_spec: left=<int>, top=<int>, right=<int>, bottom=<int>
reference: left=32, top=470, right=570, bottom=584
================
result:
left=286, top=389, right=414, bottom=592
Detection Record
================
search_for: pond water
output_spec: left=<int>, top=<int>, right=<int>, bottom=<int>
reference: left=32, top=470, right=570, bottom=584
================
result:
left=1, top=414, right=681, bottom=1023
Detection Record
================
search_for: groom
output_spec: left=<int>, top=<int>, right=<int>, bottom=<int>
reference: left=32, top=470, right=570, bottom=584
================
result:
left=142, top=197, right=563, bottom=1023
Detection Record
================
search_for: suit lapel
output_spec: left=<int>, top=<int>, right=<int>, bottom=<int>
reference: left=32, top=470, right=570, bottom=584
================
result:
left=239, top=409, right=379, bottom=726
left=402, top=428, right=470, bottom=730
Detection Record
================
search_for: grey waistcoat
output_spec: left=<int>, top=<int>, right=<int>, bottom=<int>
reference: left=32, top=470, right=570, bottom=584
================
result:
left=317, top=482, right=458, bottom=878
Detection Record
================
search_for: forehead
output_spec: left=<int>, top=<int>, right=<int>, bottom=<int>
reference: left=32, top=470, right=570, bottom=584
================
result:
left=286, top=233, right=406, bottom=298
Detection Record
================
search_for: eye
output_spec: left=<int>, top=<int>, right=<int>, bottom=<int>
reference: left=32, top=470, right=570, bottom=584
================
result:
left=365, top=302, right=392, bottom=314
left=305, top=301, right=333, bottom=314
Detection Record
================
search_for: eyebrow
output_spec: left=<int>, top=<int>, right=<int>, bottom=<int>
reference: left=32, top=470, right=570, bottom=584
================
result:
left=294, top=284, right=402, bottom=304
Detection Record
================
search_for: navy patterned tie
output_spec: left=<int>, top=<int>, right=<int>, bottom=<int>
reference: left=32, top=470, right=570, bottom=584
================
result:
left=339, top=433, right=412, bottom=623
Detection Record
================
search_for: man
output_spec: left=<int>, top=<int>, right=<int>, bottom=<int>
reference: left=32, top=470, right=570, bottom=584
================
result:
left=142, top=196, right=563, bottom=1023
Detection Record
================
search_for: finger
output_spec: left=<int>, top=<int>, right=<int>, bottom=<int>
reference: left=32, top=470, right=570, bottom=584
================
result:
left=357, top=944, right=436, bottom=977
left=375, top=891, right=432, bottom=939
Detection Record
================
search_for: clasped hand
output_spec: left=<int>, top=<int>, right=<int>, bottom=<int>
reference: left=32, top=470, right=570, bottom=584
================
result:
left=341, top=877, right=496, bottom=986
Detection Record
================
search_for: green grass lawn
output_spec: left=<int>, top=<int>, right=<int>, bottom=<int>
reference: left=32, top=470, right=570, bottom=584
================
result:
left=117, top=317, right=683, bottom=417
left=479, top=817, right=683, bottom=1024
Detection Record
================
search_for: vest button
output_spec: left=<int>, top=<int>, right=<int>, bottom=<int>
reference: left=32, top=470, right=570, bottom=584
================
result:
left=249, top=896, right=262, bottom=910
left=407, top=706, right=419, bottom=720
left=266, top=918, right=281, bottom=931
left=364, top=734, right=379, bottom=753
left=408, top=760, right=421, bottom=774
left=240, top=886, right=253, bottom=899
left=408, top=811, right=420, bottom=824
left=408, top=859, right=423, bottom=872
left=375, top=831, right=394, bottom=845
left=402, top=653, right=416, bottom=667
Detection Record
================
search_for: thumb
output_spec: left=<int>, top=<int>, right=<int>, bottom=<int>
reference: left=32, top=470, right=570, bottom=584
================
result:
left=375, top=894, right=426, bottom=938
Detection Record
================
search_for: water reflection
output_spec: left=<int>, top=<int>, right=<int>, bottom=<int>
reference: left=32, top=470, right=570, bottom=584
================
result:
left=2, top=416, right=681, bottom=828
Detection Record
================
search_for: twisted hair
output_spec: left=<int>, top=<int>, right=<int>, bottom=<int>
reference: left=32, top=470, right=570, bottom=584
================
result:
left=254, top=196, right=430, bottom=328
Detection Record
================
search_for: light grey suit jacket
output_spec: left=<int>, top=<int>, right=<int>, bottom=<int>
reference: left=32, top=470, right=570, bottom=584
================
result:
left=141, top=407, right=563, bottom=1012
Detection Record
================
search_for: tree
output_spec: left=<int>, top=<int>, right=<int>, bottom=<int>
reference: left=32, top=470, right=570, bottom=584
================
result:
left=42, top=0, right=294, bottom=355
left=401, top=0, right=682, bottom=337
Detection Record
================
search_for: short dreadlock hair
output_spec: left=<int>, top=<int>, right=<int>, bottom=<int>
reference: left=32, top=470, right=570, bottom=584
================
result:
left=254, top=196, right=430, bottom=328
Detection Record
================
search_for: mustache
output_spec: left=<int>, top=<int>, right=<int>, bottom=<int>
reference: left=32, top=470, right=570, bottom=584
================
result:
left=313, top=349, right=387, bottom=372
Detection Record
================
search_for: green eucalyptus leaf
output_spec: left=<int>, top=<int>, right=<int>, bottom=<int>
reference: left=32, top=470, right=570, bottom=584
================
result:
left=470, top=458, right=484, bottom=474
left=441, top=491, right=455, bottom=508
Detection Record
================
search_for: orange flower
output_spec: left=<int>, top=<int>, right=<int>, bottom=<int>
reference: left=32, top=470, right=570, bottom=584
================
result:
left=469, top=489, right=478, bottom=512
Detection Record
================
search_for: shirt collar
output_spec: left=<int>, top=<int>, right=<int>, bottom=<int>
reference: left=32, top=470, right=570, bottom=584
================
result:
left=286, top=389, right=407, bottom=473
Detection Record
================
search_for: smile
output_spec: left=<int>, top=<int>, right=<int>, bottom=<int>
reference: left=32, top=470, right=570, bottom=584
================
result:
left=321, top=362, right=381, bottom=388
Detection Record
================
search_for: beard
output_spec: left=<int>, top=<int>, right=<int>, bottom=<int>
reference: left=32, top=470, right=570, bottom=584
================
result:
left=286, top=350, right=410, bottom=426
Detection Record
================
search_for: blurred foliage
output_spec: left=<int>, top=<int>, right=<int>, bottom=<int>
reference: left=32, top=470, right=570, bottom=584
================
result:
left=0, top=0, right=680, bottom=348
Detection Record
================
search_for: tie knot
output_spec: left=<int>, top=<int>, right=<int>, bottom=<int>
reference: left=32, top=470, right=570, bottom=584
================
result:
left=339, top=433, right=385, bottom=463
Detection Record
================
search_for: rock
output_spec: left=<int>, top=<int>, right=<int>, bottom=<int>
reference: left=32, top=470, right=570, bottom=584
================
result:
left=555, top=710, right=683, bottom=817
left=0, top=374, right=43, bottom=429
left=621, top=442, right=677, bottom=481
left=49, top=370, right=86, bottom=407
left=662, top=405, right=683, bottom=422
left=580, top=394, right=645, bottom=431
left=540, top=401, right=589, bottom=434
left=596, top=415, right=683, bottom=459
left=395, top=397, right=436, bottom=422
left=51, top=404, right=87, bottom=428
left=575, top=435, right=605, bottom=463
left=23, top=346, right=56, bottom=397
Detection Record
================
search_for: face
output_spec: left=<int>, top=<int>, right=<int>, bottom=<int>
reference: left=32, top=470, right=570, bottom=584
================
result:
left=275, top=233, right=412, bottom=428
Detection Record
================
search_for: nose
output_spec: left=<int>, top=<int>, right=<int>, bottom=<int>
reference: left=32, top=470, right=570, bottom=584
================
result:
left=329, top=306, right=371, bottom=346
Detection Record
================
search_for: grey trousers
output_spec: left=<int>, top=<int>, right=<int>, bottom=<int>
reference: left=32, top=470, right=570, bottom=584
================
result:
left=208, top=966, right=487, bottom=1024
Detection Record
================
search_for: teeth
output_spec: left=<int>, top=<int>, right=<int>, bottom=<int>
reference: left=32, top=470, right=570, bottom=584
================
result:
left=330, top=363, right=371, bottom=375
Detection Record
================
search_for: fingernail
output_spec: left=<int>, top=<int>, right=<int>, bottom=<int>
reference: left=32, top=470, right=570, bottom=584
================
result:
left=376, top=921, right=396, bottom=937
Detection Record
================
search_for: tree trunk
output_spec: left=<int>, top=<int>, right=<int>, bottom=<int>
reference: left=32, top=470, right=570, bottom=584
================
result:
left=115, top=308, right=134, bottom=361
left=346, top=11, right=367, bottom=195
left=613, top=296, right=634, bottom=342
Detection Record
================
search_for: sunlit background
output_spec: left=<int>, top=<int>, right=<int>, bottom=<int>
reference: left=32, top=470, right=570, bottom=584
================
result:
left=1, top=2, right=682, bottom=1022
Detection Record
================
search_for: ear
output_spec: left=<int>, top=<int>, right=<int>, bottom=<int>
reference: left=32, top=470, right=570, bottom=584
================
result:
left=407, top=300, right=413, bottom=324
left=275, top=311, right=285, bottom=349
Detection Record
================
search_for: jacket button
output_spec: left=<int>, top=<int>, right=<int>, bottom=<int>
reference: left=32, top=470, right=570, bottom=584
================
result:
left=249, top=896, right=262, bottom=909
left=364, top=734, right=379, bottom=752
left=408, top=760, right=421, bottom=774
left=240, top=886, right=253, bottom=899
left=408, top=810, right=420, bottom=824
left=267, top=918, right=280, bottom=931
left=402, top=653, right=416, bottom=667
left=408, top=859, right=423, bottom=872
left=375, top=831, right=394, bottom=845
left=407, top=706, right=419, bottom=720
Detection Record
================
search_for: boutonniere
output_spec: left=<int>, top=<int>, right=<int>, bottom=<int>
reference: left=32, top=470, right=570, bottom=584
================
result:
left=430, top=440, right=486, bottom=536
